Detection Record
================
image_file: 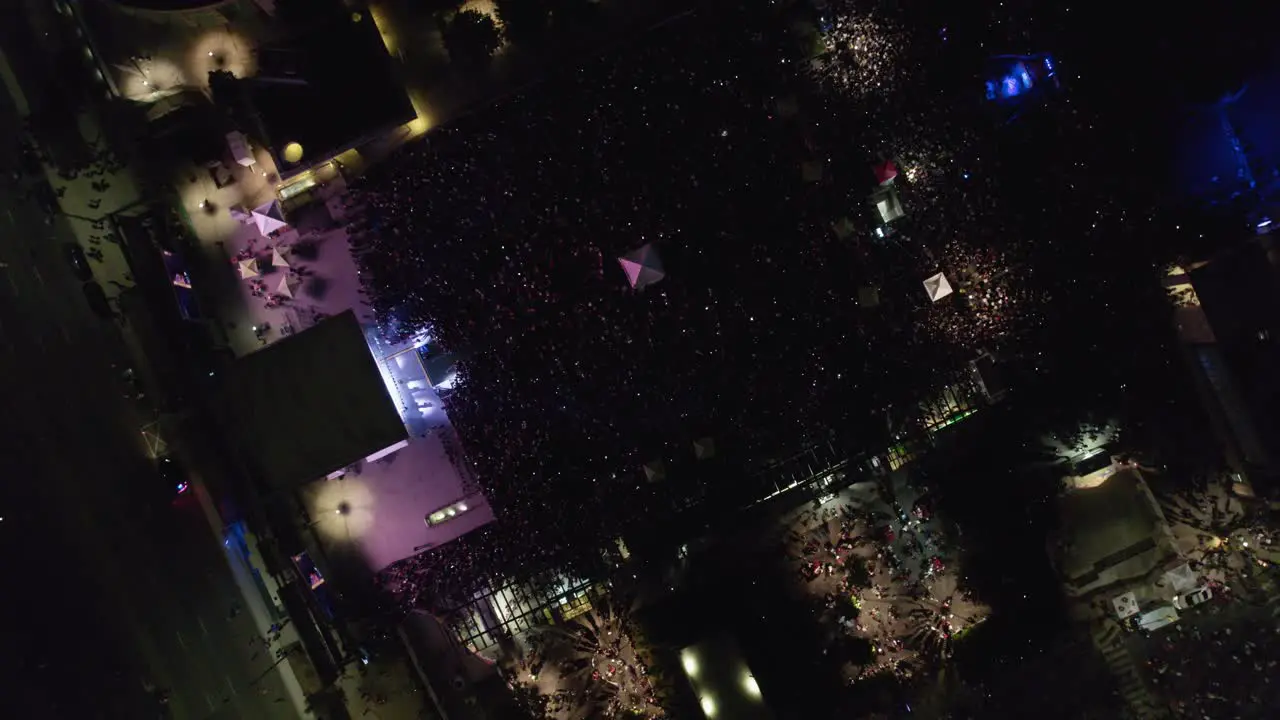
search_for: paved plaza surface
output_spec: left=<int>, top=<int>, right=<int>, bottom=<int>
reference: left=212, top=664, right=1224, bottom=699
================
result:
left=781, top=473, right=990, bottom=679
left=299, top=429, right=496, bottom=574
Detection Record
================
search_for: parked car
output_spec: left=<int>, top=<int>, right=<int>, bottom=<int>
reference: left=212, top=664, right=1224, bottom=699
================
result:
left=1173, top=585, right=1213, bottom=610
left=64, top=243, right=92, bottom=281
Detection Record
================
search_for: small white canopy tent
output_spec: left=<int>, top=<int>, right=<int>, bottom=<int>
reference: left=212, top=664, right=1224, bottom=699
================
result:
left=226, top=131, right=255, bottom=167
left=693, top=437, right=716, bottom=460
left=802, top=159, right=824, bottom=183
left=252, top=200, right=288, bottom=235
left=271, top=247, right=290, bottom=268
left=643, top=460, right=666, bottom=483
left=618, top=244, right=666, bottom=290
left=1111, top=591, right=1139, bottom=619
left=924, top=272, right=954, bottom=302
left=275, top=273, right=299, bottom=298
left=238, top=257, right=260, bottom=279
left=870, top=185, right=905, bottom=223
left=1163, top=563, right=1199, bottom=593
left=831, top=216, right=856, bottom=240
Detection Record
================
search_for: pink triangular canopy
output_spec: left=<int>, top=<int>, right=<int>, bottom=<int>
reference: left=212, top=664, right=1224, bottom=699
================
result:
left=252, top=200, right=288, bottom=235
left=617, top=244, right=665, bottom=289
left=620, top=258, right=644, bottom=287
left=874, top=160, right=898, bottom=185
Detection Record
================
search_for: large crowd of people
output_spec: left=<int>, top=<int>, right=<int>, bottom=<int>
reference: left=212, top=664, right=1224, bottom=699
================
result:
left=359, top=4, right=1058, bottom=607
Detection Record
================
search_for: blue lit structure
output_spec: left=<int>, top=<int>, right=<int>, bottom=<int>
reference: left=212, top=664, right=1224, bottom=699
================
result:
left=984, top=54, right=1060, bottom=118
left=1174, top=61, right=1280, bottom=223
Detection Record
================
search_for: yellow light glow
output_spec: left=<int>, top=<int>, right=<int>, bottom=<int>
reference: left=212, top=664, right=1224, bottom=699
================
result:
left=368, top=6, right=398, bottom=57
left=303, top=477, right=376, bottom=543
left=189, top=29, right=256, bottom=89
left=743, top=673, right=761, bottom=698
left=681, top=651, right=698, bottom=677
left=283, top=142, right=304, bottom=164
left=700, top=696, right=716, bottom=717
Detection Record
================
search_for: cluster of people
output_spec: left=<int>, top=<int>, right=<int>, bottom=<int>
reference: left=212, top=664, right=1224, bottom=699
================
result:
left=786, top=482, right=983, bottom=676
left=359, top=5, right=1048, bottom=610
left=1149, top=620, right=1280, bottom=718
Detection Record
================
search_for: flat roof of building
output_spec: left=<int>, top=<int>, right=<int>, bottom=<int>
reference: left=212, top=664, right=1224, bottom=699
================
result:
left=1057, top=469, right=1173, bottom=592
left=223, top=309, right=407, bottom=490
left=243, top=4, right=413, bottom=174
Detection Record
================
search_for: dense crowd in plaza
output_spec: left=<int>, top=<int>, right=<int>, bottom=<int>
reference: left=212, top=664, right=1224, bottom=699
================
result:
left=360, top=3, right=1059, bottom=609
left=1149, top=614, right=1280, bottom=719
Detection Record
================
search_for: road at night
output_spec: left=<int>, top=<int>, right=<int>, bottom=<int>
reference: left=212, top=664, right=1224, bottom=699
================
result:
left=0, top=80, right=300, bottom=719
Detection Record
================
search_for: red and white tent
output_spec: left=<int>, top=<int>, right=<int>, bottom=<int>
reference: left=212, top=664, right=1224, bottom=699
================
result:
left=874, top=160, right=898, bottom=185
left=618, top=244, right=665, bottom=290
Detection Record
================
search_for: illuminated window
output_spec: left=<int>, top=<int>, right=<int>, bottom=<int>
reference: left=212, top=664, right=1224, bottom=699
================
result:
left=425, top=498, right=473, bottom=527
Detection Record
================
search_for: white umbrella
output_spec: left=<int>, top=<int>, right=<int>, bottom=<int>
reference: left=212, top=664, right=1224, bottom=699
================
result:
left=276, top=274, right=299, bottom=298
left=643, top=460, right=666, bottom=483
left=271, top=248, right=290, bottom=268
left=238, top=257, right=259, bottom=279
left=924, top=272, right=953, bottom=302
left=252, top=200, right=288, bottom=235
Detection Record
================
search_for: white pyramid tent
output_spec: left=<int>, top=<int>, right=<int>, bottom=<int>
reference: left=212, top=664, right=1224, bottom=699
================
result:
left=1163, top=563, right=1198, bottom=593
left=275, top=273, right=299, bottom=298
left=618, top=244, right=665, bottom=290
left=271, top=247, right=290, bottom=268
left=870, top=185, right=905, bottom=224
left=831, top=216, right=856, bottom=240
left=252, top=200, right=288, bottom=235
left=693, top=437, right=716, bottom=460
left=801, top=159, right=824, bottom=183
left=1111, top=591, right=1139, bottom=619
left=924, top=272, right=953, bottom=302
left=238, top=257, right=260, bottom=279
left=643, top=460, right=666, bottom=483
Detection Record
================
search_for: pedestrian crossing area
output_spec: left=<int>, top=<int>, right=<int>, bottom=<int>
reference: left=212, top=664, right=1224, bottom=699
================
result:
left=1092, top=620, right=1166, bottom=720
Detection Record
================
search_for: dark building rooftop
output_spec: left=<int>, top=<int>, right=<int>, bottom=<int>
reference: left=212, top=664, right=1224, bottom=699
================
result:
left=222, top=309, right=407, bottom=491
left=1190, top=239, right=1280, bottom=481
left=232, top=3, right=413, bottom=176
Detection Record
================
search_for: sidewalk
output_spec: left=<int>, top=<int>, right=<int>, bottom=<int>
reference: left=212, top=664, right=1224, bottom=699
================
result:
left=335, top=655, right=432, bottom=720
left=193, top=481, right=315, bottom=719
left=37, top=112, right=143, bottom=300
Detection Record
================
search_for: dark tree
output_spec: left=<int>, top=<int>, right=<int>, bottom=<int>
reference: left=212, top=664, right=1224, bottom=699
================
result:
left=444, top=10, right=502, bottom=67
left=493, top=0, right=551, bottom=45
left=501, top=682, right=552, bottom=720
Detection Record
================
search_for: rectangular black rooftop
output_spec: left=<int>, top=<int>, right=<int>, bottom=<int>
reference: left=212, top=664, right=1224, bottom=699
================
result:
left=223, top=309, right=406, bottom=491
left=244, top=2, right=414, bottom=175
